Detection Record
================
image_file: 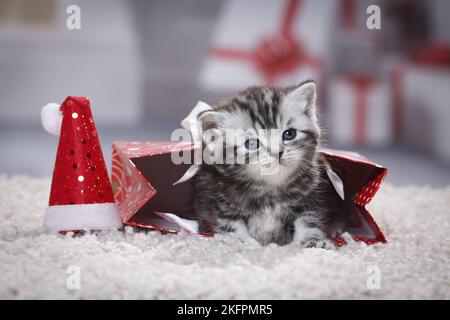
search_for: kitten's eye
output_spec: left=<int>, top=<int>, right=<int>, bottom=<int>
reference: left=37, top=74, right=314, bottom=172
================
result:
left=244, top=138, right=259, bottom=150
left=282, top=129, right=297, bottom=141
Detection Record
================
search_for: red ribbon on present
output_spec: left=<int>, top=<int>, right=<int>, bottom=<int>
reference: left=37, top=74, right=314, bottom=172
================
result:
left=210, top=0, right=321, bottom=84
left=390, top=65, right=405, bottom=140
left=341, top=0, right=356, bottom=31
left=411, top=43, right=450, bottom=67
left=343, top=74, right=376, bottom=144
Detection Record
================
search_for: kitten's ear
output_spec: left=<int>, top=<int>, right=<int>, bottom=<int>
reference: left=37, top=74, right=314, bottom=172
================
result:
left=197, top=110, right=224, bottom=131
left=181, top=101, right=222, bottom=147
left=285, top=81, right=317, bottom=117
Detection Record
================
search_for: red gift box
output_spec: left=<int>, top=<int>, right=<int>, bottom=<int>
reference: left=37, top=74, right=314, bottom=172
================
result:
left=111, top=141, right=387, bottom=245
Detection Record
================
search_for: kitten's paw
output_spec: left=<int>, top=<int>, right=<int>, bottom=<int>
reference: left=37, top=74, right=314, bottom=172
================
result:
left=217, top=218, right=250, bottom=241
left=293, top=217, right=334, bottom=249
left=300, top=239, right=335, bottom=250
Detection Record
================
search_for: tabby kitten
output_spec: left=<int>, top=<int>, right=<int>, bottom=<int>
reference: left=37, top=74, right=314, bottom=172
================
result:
left=193, top=81, right=350, bottom=247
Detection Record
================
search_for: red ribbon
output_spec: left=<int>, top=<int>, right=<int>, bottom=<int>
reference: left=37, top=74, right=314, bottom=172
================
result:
left=411, top=43, right=450, bottom=67
left=390, top=65, right=405, bottom=140
left=210, top=0, right=321, bottom=84
left=341, top=0, right=356, bottom=30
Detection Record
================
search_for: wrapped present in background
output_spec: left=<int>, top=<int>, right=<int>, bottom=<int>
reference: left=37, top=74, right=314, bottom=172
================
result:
left=328, top=74, right=393, bottom=146
left=390, top=44, right=450, bottom=165
left=198, top=0, right=339, bottom=92
left=111, top=141, right=387, bottom=245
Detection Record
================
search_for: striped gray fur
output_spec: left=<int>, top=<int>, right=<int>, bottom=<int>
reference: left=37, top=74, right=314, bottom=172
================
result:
left=193, top=81, right=351, bottom=246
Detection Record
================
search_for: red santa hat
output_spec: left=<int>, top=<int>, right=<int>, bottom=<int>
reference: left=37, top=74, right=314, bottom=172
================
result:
left=41, top=96, right=123, bottom=231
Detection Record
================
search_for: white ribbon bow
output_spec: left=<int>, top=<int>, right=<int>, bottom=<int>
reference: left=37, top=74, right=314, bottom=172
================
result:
left=172, top=101, right=212, bottom=186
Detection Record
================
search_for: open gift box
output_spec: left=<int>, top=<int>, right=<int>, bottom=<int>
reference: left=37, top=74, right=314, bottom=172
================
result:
left=111, top=141, right=387, bottom=246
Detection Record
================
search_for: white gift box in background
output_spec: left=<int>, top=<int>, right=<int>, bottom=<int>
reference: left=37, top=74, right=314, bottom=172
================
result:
left=328, top=75, right=393, bottom=146
left=0, top=0, right=144, bottom=127
left=198, top=0, right=338, bottom=92
left=397, top=64, right=450, bottom=165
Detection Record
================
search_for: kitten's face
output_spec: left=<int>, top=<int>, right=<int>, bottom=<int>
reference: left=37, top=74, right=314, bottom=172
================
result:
left=198, top=82, right=321, bottom=186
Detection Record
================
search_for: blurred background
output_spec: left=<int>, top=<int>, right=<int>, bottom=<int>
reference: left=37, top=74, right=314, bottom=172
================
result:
left=0, top=0, right=449, bottom=187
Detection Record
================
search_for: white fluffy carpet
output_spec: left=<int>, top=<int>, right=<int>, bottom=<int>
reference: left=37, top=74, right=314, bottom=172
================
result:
left=0, top=175, right=449, bottom=299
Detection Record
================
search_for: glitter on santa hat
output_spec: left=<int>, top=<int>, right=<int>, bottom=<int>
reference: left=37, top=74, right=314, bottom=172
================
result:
left=42, top=96, right=123, bottom=231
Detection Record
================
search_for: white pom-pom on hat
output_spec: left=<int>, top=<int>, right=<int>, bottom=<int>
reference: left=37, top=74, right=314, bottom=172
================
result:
left=41, top=103, right=62, bottom=136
